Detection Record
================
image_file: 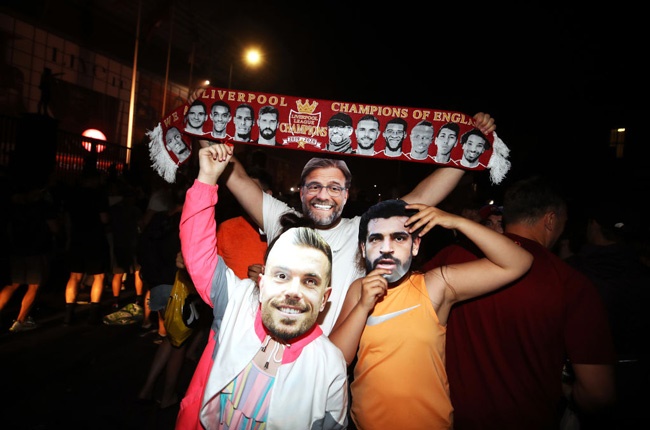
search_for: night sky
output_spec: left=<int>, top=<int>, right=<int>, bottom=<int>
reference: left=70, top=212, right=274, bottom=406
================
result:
left=4, top=1, right=648, bottom=204
left=213, top=1, right=649, bottom=205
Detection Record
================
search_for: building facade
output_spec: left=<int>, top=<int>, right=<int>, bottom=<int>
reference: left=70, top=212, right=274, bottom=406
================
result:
left=0, top=11, right=188, bottom=176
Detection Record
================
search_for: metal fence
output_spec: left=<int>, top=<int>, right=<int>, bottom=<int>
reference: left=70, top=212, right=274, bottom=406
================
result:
left=0, top=114, right=131, bottom=183
left=0, top=115, right=18, bottom=169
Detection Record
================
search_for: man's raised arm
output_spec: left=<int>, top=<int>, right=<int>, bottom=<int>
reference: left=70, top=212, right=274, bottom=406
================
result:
left=196, top=139, right=265, bottom=228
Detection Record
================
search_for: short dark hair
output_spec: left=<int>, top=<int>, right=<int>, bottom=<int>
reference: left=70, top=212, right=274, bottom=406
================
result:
left=503, top=176, right=566, bottom=226
left=437, top=122, right=460, bottom=137
left=300, top=158, right=352, bottom=189
left=185, top=100, right=207, bottom=125
left=460, top=128, right=491, bottom=151
left=357, top=114, right=380, bottom=128
left=258, top=105, right=279, bottom=118
left=586, top=201, right=634, bottom=240
left=413, top=120, right=434, bottom=130
left=210, top=100, right=231, bottom=114
left=358, top=199, right=420, bottom=244
left=188, top=99, right=207, bottom=112
left=235, top=103, right=255, bottom=121
left=385, top=117, right=408, bottom=131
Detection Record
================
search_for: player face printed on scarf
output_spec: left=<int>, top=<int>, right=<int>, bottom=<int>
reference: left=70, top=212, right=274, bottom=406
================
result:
left=362, top=216, right=420, bottom=283
left=258, top=112, right=279, bottom=140
left=300, top=167, right=348, bottom=228
left=186, top=103, right=207, bottom=132
left=147, top=86, right=510, bottom=185
left=409, top=123, right=434, bottom=160
left=355, top=118, right=380, bottom=151
left=435, top=126, right=458, bottom=157
left=233, top=105, right=254, bottom=141
left=328, top=125, right=353, bottom=144
left=259, top=232, right=331, bottom=342
left=384, top=123, right=406, bottom=152
left=461, top=134, right=487, bottom=164
left=165, top=126, right=191, bottom=164
left=210, top=103, right=231, bottom=137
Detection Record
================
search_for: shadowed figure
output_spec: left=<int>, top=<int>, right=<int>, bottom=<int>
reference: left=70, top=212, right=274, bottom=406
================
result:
left=37, top=67, right=62, bottom=116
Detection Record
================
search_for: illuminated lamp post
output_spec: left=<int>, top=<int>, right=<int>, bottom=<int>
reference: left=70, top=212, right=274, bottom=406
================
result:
left=228, top=47, right=263, bottom=89
left=82, top=128, right=107, bottom=171
left=82, top=128, right=107, bottom=153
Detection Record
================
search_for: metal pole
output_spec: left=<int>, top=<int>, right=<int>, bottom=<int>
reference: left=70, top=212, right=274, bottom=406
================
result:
left=125, top=0, right=142, bottom=167
left=162, top=5, right=174, bottom=114
left=188, top=43, right=195, bottom=93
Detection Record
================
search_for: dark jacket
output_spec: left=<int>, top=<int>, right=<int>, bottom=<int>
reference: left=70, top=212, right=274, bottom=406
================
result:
left=137, top=210, right=181, bottom=287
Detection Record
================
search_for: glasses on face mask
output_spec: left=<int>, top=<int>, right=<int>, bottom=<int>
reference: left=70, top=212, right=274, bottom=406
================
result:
left=303, top=183, right=346, bottom=197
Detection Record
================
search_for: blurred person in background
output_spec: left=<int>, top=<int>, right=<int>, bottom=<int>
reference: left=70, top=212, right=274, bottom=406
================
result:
left=427, top=175, right=617, bottom=429
left=478, top=203, right=503, bottom=233
left=62, top=168, right=111, bottom=326
left=0, top=183, right=60, bottom=332
left=561, top=199, right=650, bottom=428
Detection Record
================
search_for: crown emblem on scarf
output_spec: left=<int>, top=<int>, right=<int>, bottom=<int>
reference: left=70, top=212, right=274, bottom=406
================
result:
left=296, top=99, right=318, bottom=113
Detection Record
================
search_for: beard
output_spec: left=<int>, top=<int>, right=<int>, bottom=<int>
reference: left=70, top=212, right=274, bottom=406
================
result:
left=366, top=253, right=409, bottom=283
left=357, top=138, right=375, bottom=149
left=301, top=197, right=344, bottom=227
left=261, top=299, right=315, bottom=342
left=236, top=130, right=251, bottom=139
left=386, top=139, right=403, bottom=152
left=260, top=127, right=275, bottom=140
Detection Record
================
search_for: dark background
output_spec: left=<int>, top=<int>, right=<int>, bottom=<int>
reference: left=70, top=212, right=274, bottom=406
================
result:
left=2, top=0, right=648, bottom=205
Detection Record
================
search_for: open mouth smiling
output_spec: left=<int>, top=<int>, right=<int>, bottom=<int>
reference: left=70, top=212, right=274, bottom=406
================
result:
left=277, top=306, right=303, bottom=315
left=313, top=203, right=333, bottom=211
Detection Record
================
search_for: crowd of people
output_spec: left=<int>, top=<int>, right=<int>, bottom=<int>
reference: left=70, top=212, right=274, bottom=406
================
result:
left=0, top=163, right=218, bottom=417
left=2, top=105, right=649, bottom=430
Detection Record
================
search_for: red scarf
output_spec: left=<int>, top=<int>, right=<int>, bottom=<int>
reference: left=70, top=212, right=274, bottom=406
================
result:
left=147, top=86, right=510, bottom=184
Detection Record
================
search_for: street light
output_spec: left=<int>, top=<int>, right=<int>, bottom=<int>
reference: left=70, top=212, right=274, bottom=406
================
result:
left=245, top=48, right=262, bottom=66
left=228, top=47, right=263, bottom=89
left=82, top=129, right=107, bottom=153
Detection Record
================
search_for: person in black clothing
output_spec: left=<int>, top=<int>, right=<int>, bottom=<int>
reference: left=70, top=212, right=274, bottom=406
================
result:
left=37, top=67, right=62, bottom=116
left=137, top=180, right=210, bottom=409
left=0, top=183, right=60, bottom=332
left=63, top=168, right=111, bottom=325
left=562, top=202, right=650, bottom=428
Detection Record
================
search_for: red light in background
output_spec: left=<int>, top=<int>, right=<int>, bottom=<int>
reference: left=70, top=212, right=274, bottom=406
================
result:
left=82, top=129, right=107, bottom=153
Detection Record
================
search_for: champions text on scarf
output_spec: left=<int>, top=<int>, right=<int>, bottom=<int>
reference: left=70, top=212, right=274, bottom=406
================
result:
left=146, top=86, right=511, bottom=184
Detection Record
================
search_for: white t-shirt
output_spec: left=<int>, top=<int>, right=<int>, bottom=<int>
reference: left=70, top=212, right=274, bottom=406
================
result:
left=263, top=193, right=364, bottom=335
